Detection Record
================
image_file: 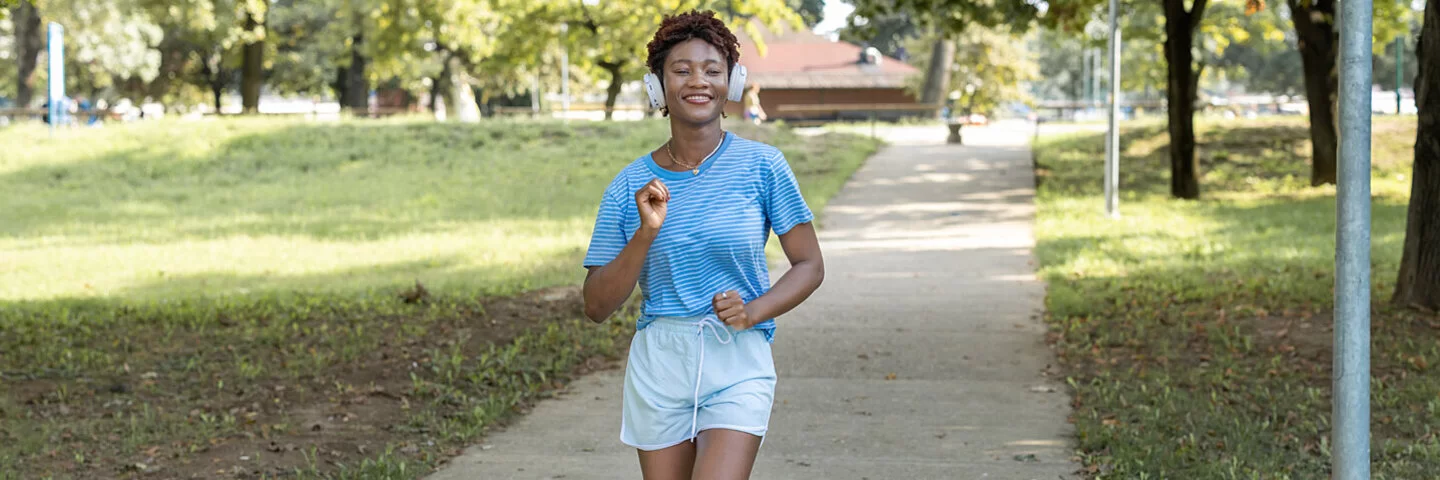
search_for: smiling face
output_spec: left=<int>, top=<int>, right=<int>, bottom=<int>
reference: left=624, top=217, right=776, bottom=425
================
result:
left=661, top=38, right=730, bottom=126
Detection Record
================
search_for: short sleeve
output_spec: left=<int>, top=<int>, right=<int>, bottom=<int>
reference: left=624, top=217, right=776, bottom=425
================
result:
left=763, top=151, right=813, bottom=236
left=583, top=181, right=630, bottom=268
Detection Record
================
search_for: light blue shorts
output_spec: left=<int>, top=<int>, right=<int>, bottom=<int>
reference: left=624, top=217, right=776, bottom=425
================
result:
left=620, top=315, right=777, bottom=451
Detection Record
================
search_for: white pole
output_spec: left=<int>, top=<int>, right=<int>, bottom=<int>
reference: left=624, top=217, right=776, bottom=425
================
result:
left=1105, top=0, right=1121, bottom=218
left=1333, top=0, right=1374, bottom=475
left=560, top=23, right=570, bottom=121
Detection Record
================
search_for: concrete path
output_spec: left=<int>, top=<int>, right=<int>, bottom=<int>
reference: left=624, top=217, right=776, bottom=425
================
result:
left=427, top=121, right=1077, bottom=480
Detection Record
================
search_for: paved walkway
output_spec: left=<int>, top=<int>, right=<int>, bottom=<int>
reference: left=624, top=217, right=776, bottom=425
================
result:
left=427, top=121, right=1077, bottom=480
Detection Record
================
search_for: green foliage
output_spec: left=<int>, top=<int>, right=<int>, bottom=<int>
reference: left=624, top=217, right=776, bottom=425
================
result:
left=785, top=0, right=825, bottom=28
left=838, top=12, right=920, bottom=61
left=1034, top=118, right=1437, bottom=478
left=904, top=26, right=1039, bottom=115
left=2, top=0, right=811, bottom=109
left=849, top=0, right=1043, bottom=36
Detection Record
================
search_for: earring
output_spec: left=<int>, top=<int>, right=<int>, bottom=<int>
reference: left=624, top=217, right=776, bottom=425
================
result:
left=660, top=106, right=669, bottom=117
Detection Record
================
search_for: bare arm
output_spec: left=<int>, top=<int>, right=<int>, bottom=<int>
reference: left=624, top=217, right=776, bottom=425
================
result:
left=582, top=228, right=656, bottom=322
left=713, top=222, right=824, bottom=328
left=583, top=178, right=669, bottom=322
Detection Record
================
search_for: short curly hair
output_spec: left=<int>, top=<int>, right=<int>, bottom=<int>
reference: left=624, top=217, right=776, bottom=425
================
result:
left=645, top=10, right=741, bottom=79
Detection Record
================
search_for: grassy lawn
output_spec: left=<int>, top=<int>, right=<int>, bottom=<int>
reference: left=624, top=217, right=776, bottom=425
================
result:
left=1034, top=117, right=1440, bottom=478
left=0, top=117, right=880, bottom=479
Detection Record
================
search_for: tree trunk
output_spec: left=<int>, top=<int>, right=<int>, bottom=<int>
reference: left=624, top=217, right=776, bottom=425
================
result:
left=429, top=52, right=455, bottom=113
left=148, top=33, right=187, bottom=101
left=12, top=2, right=44, bottom=107
left=241, top=11, right=264, bottom=114
left=1395, top=0, right=1440, bottom=310
left=1288, top=0, right=1340, bottom=186
left=332, top=66, right=347, bottom=106
left=1163, top=0, right=1209, bottom=200
left=201, top=48, right=225, bottom=113
left=345, top=33, right=370, bottom=113
left=600, top=60, right=623, bottom=121
left=920, top=36, right=955, bottom=106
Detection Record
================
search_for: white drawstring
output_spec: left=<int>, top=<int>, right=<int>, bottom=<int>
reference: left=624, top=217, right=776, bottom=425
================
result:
left=691, top=316, right=733, bottom=441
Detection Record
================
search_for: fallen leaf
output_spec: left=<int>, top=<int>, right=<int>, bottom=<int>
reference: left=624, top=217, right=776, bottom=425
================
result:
left=884, top=373, right=897, bottom=380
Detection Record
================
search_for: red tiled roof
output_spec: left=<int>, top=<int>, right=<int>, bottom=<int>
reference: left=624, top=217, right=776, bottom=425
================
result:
left=734, top=21, right=920, bottom=90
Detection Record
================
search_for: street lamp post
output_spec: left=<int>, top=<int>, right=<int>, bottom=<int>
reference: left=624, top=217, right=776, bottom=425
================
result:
left=560, top=23, right=570, bottom=121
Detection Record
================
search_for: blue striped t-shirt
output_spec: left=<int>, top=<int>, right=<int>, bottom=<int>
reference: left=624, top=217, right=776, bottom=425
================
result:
left=583, top=131, right=813, bottom=342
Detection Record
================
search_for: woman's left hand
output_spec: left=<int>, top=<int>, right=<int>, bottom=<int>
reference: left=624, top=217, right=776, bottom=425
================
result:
left=713, top=290, right=755, bottom=330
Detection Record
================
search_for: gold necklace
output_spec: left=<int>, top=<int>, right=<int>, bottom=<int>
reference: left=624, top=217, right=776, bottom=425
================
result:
left=665, top=136, right=724, bottom=176
left=665, top=141, right=702, bottom=175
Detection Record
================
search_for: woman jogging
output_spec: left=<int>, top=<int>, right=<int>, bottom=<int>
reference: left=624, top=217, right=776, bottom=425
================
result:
left=580, top=10, right=825, bottom=480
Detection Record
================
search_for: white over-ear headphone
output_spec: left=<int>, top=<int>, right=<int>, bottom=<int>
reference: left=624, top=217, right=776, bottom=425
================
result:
left=643, top=64, right=748, bottom=110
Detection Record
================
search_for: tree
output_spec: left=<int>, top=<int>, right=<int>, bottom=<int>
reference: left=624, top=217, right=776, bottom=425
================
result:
left=1160, top=0, right=1211, bottom=199
left=1395, top=0, right=1440, bottom=310
left=1030, top=29, right=1093, bottom=102
left=9, top=0, right=42, bottom=106
left=1210, top=3, right=1302, bottom=96
left=1277, top=0, right=1412, bottom=185
left=3, top=0, right=163, bottom=106
left=785, top=0, right=824, bottom=28
left=903, top=26, right=1038, bottom=116
left=849, top=0, right=1043, bottom=107
left=1284, top=0, right=1338, bottom=185
left=564, top=0, right=801, bottom=121
left=266, top=0, right=346, bottom=98
left=39, top=0, right=164, bottom=100
left=838, top=12, right=919, bottom=61
left=239, top=0, right=264, bottom=113
left=132, top=0, right=279, bottom=111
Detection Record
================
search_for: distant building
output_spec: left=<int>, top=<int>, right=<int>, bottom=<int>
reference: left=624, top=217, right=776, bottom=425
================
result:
left=726, top=22, right=927, bottom=122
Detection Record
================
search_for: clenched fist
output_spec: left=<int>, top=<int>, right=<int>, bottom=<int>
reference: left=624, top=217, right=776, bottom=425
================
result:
left=635, top=178, right=669, bottom=234
left=713, top=290, right=755, bottom=330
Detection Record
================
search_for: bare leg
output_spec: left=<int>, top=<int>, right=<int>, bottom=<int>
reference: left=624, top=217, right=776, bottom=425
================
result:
left=691, top=429, right=763, bottom=480
left=638, top=441, right=697, bottom=480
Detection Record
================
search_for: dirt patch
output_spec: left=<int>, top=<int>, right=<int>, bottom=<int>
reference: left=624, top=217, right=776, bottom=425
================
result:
left=2, top=285, right=631, bottom=479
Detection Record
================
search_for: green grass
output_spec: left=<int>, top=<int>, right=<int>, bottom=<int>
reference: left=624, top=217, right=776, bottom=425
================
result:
left=0, top=116, right=881, bottom=479
left=1, top=117, right=874, bottom=301
left=1034, top=117, right=1440, bottom=478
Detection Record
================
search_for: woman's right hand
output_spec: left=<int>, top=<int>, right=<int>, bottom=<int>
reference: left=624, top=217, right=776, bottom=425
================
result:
left=635, top=178, right=669, bottom=234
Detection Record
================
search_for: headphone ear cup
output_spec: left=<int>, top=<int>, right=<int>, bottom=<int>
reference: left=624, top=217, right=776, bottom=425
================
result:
left=727, top=65, right=747, bottom=103
left=643, top=73, right=666, bottom=110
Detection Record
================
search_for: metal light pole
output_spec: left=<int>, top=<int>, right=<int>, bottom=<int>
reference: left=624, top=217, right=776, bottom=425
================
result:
left=1081, top=47, right=1091, bottom=113
left=1396, top=22, right=1406, bottom=114
left=560, top=23, right=571, bottom=121
left=1094, top=48, right=1104, bottom=107
left=1105, top=0, right=1121, bottom=218
left=1335, top=0, right=1374, bottom=475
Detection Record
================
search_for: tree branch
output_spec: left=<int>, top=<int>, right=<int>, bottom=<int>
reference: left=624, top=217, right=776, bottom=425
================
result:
left=1189, top=0, right=1210, bottom=31
left=579, top=1, right=600, bottom=35
left=1193, top=61, right=1207, bottom=95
